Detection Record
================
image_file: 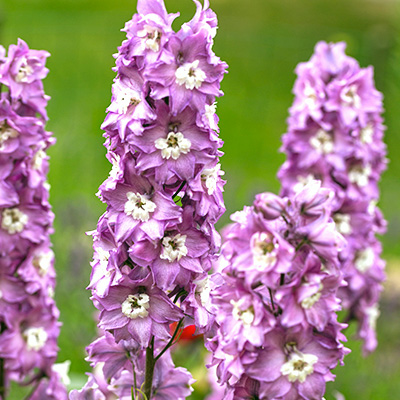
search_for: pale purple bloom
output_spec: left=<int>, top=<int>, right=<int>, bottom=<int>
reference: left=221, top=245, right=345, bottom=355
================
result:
left=207, top=182, right=348, bottom=398
left=278, top=41, right=387, bottom=354
left=0, top=40, right=66, bottom=395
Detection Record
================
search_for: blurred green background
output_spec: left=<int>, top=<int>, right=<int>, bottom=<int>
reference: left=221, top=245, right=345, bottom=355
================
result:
left=1, top=0, right=400, bottom=398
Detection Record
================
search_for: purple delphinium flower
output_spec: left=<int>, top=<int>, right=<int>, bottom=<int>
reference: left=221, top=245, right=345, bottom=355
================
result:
left=206, top=182, right=349, bottom=399
left=75, top=0, right=227, bottom=398
left=278, top=41, right=387, bottom=354
left=70, top=333, right=194, bottom=400
left=0, top=41, right=67, bottom=397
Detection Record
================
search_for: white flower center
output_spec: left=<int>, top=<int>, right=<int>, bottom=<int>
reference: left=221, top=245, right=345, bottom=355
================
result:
left=109, top=153, right=122, bottom=180
left=0, top=123, right=18, bottom=151
left=360, top=124, right=373, bottom=144
left=33, top=250, right=54, bottom=276
left=303, top=83, right=318, bottom=109
left=124, top=192, right=156, bottom=222
left=138, top=25, right=161, bottom=52
left=348, top=164, right=371, bottom=187
left=1, top=208, right=28, bottom=234
left=310, top=129, right=333, bottom=154
left=52, top=360, right=71, bottom=386
left=0, top=289, right=3, bottom=299
left=15, top=57, right=33, bottom=83
left=175, top=60, right=206, bottom=90
left=201, top=164, right=224, bottom=195
left=160, top=234, right=188, bottom=262
left=195, top=276, right=211, bottom=307
left=368, top=200, right=377, bottom=215
left=281, top=351, right=318, bottom=383
left=96, top=247, right=110, bottom=264
left=205, top=102, right=217, bottom=128
left=301, top=283, right=323, bottom=309
left=32, top=149, right=46, bottom=170
left=121, top=293, right=150, bottom=319
left=230, top=300, right=254, bottom=326
left=355, top=247, right=374, bottom=273
left=251, top=232, right=278, bottom=268
left=116, top=89, right=141, bottom=114
left=155, top=131, right=191, bottom=160
left=23, top=327, right=48, bottom=351
left=293, top=174, right=316, bottom=193
left=365, top=304, right=380, bottom=330
left=334, top=213, right=352, bottom=235
left=341, top=84, right=361, bottom=108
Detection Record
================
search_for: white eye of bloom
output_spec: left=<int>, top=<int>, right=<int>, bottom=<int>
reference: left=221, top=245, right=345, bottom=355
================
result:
left=138, top=25, right=161, bottom=52
left=365, top=304, right=380, bottom=330
left=32, top=149, right=47, bottom=170
left=0, top=123, right=19, bottom=151
left=309, top=129, right=333, bottom=154
left=160, top=234, right=188, bottom=262
left=230, top=300, right=254, bottom=326
left=360, top=124, right=373, bottom=144
left=301, top=283, right=323, bottom=309
left=201, top=164, right=224, bottom=195
left=124, top=192, right=156, bottom=222
left=23, top=327, right=48, bottom=351
left=0, top=289, right=3, bottom=299
left=333, top=213, right=352, bottom=235
left=303, top=83, right=318, bottom=109
left=1, top=207, right=28, bottom=234
left=251, top=232, right=278, bottom=268
left=155, top=131, right=191, bottom=160
left=48, top=286, right=55, bottom=298
left=341, top=84, right=361, bottom=108
left=348, top=164, right=371, bottom=187
left=109, top=153, right=122, bottom=180
left=355, top=247, right=374, bottom=273
left=281, top=351, right=318, bottom=383
left=33, top=250, right=54, bottom=276
left=121, top=293, right=150, bottom=319
left=205, top=102, right=217, bottom=129
left=116, top=89, right=141, bottom=114
left=293, top=174, right=317, bottom=193
left=15, top=57, right=33, bottom=83
left=368, top=200, right=377, bottom=215
left=96, top=247, right=110, bottom=264
left=175, top=60, right=206, bottom=90
left=52, top=360, right=71, bottom=386
left=195, top=276, right=211, bottom=307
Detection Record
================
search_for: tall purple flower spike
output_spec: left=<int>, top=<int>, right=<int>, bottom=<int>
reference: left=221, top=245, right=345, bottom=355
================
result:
left=206, top=181, right=349, bottom=399
left=0, top=39, right=68, bottom=398
left=71, top=0, right=227, bottom=398
left=278, top=41, right=387, bottom=354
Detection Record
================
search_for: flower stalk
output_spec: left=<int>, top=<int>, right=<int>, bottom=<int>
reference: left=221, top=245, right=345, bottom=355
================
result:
left=71, top=0, right=227, bottom=397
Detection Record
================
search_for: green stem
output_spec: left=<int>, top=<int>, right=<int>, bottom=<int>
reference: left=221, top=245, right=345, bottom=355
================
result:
left=268, top=288, right=275, bottom=311
left=295, top=238, right=308, bottom=252
left=143, top=337, right=155, bottom=400
left=172, top=181, right=186, bottom=200
left=154, top=318, right=184, bottom=361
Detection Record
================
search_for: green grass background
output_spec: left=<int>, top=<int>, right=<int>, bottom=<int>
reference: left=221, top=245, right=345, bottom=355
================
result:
left=1, top=0, right=400, bottom=398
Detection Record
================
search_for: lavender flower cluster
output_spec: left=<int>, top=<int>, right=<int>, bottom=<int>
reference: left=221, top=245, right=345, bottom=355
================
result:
left=278, top=41, right=387, bottom=354
left=207, top=181, right=349, bottom=399
left=71, top=0, right=227, bottom=397
left=0, top=40, right=67, bottom=399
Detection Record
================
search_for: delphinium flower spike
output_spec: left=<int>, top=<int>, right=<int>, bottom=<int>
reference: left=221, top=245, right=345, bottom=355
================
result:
left=0, top=40, right=67, bottom=399
left=70, top=0, right=227, bottom=398
left=206, top=181, right=349, bottom=399
left=278, top=41, right=387, bottom=354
